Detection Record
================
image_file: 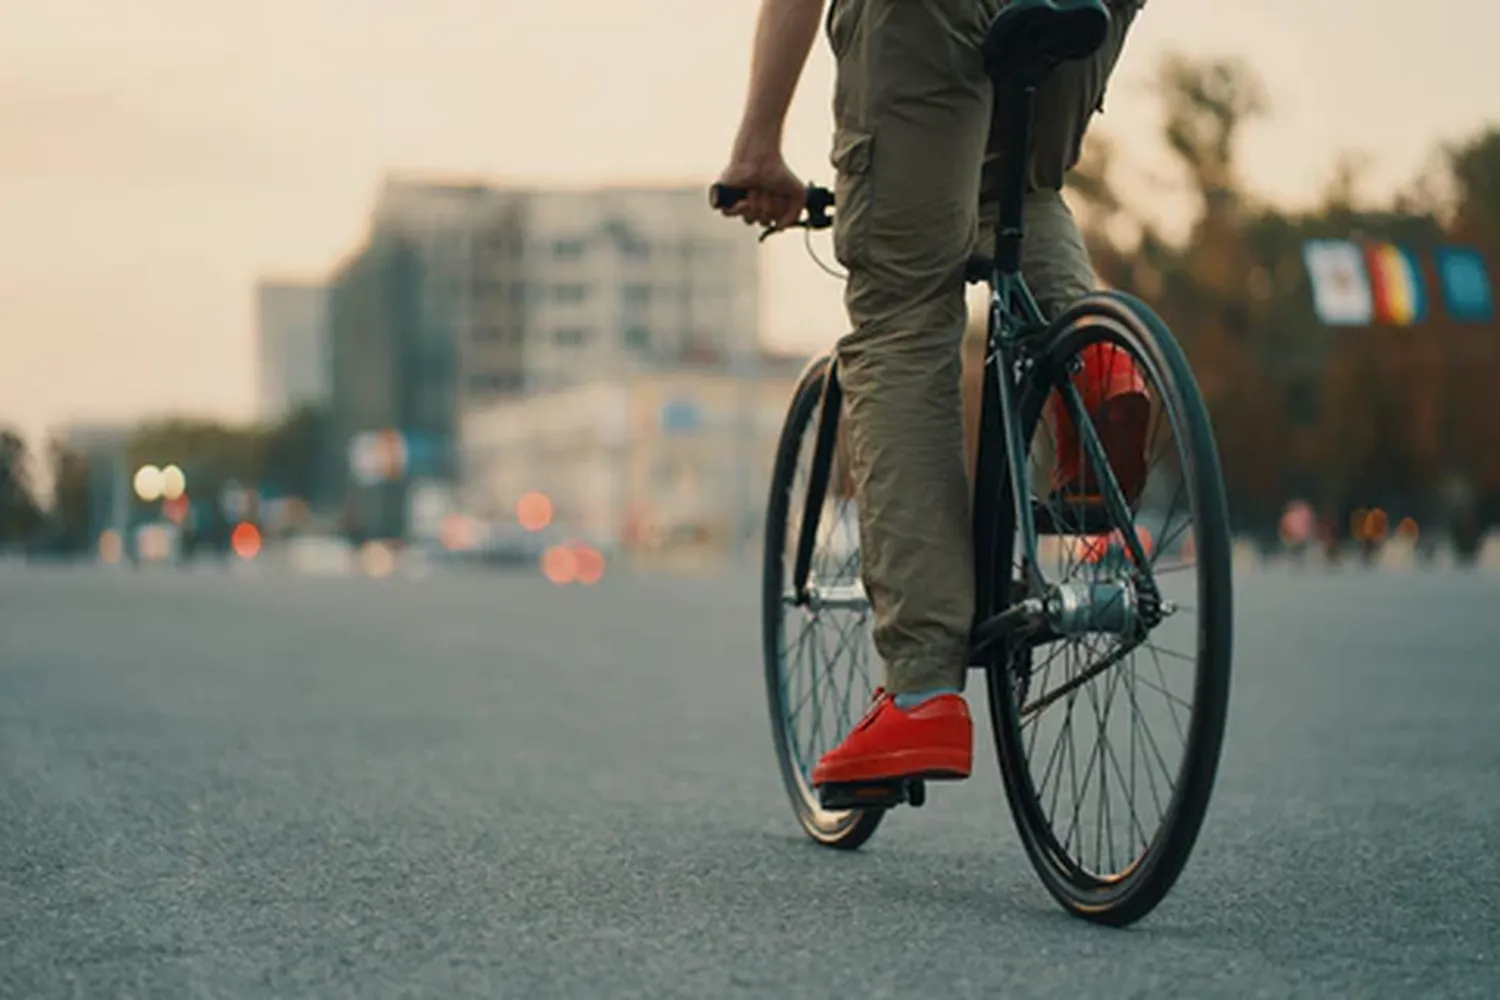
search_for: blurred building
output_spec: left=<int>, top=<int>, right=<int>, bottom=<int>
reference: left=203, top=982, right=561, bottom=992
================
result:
left=323, top=175, right=761, bottom=537
left=460, top=354, right=808, bottom=566
left=324, top=231, right=426, bottom=535
left=515, top=187, right=761, bottom=390
left=255, top=280, right=330, bottom=422
left=57, top=422, right=132, bottom=549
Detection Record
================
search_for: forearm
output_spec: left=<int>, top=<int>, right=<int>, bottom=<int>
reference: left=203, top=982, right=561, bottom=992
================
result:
left=733, top=0, right=825, bottom=152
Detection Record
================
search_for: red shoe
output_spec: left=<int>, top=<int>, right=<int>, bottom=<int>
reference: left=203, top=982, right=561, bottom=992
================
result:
left=1046, top=342, right=1150, bottom=506
left=810, top=689, right=972, bottom=787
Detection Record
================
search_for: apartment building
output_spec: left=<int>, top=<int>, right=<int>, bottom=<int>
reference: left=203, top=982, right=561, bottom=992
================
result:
left=519, top=186, right=760, bottom=391
left=366, top=175, right=759, bottom=395
left=322, top=175, right=762, bottom=532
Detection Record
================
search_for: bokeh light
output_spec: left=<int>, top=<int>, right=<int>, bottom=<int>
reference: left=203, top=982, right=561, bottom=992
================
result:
left=439, top=513, right=478, bottom=552
left=137, top=525, right=173, bottom=562
left=541, top=544, right=578, bottom=585
left=574, top=546, right=606, bottom=585
left=98, top=530, right=122, bottom=565
left=163, top=494, right=190, bottom=525
left=133, top=465, right=164, bottom=502
left=230, top=522, right=262, bottom=560
left=359, top=541, right=397, bottom=578
left=1278, top=499, right=1314, bottom=547
left=517, top=492, right=554, bottom=532
left=160, top=464, right=187, bottom=501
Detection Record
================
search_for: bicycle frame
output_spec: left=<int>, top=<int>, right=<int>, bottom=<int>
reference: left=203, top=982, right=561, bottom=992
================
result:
left=786, top=80, right=1154, bottom=658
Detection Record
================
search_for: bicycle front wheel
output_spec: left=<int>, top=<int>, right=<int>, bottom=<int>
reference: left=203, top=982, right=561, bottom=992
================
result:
left=986, top=291, right=1234, bottom=926
left=762, top=354, right=884, bottom=849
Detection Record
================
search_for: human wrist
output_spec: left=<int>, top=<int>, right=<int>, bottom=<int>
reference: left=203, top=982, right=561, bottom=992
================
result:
left=733, top=118, right=783, bottom=160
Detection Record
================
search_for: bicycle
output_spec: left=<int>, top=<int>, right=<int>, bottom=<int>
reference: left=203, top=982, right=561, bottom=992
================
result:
left=711, top=0, right=1233, bottom=927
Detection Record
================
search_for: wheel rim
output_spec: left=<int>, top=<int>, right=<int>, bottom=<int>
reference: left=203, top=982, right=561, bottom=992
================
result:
left=769, top=392, right=879, bottom=831
left=997, top=313, right=1220, bottom=891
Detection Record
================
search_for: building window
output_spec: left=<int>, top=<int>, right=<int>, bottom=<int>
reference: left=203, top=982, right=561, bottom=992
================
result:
left=553, top=238, right=586, bottom=260
left=622, top=284, right=651, bottom=309
left=623, top=325, right=651, bottom=351
left=554, top=327, right=589, bottom=347
left=554, top=283, right=588, bottom=304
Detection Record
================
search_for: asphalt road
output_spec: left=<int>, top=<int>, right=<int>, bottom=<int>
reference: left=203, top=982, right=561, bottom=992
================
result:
left=3, top=561, right=1498, bottom=998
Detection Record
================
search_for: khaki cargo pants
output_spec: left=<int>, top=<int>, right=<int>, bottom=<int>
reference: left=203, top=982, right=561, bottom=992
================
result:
left=828, top=0, right=1140, bottom=694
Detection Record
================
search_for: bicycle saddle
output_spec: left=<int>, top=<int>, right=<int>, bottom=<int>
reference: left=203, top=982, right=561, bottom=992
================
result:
left=983, top=0, right=1111, bottom=80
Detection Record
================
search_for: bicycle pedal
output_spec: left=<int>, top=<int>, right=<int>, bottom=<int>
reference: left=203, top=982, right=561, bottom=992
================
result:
left=818, top=778, right=926, bottom=810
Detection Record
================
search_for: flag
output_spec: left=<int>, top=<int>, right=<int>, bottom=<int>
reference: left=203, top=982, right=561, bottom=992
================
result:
left=1435, top=247, right=1495, bottom=323
left=1363, top=242, right=1427, bottom=325
left=1302, top=240, right=1373, bottom=326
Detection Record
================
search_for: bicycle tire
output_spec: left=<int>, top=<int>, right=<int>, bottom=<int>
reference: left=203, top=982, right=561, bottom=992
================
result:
left=762, top=354, right=884, bottom=850
left=985, top=291, right=1234, bottom=925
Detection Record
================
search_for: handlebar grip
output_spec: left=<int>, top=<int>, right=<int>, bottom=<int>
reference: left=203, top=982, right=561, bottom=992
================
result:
left=709, top=184, right=749, bottom=210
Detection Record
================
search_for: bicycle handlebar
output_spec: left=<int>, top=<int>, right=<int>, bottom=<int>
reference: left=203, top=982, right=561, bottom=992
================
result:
left=708, top=183, right=836, bottom=235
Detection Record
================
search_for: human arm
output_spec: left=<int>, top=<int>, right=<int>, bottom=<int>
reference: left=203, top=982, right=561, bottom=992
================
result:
left=714, top=0, right=825, bottom=228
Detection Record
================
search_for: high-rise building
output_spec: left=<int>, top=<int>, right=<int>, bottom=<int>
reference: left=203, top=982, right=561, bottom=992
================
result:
left=365, top=175, right=760, bottom=400
left=517, top=186, right=761, bottom=391
left=323, top=231, right=425, bottom=533
left=255, top=280, right=330, bottom=422
left=321, top=175, right=761, bottom=534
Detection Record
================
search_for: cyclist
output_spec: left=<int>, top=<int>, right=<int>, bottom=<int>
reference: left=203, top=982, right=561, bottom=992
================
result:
left=715, top=0, right=1149, bottom=790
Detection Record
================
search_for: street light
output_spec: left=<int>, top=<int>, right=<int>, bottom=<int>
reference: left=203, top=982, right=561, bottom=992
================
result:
left=133, top=464, right=164, bottom=502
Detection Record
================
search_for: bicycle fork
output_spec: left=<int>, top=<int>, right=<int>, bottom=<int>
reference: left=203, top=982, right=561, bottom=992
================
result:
left=789, top=361, right=844, bottom=608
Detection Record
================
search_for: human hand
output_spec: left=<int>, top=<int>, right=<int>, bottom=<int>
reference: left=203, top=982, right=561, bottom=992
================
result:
left=713, top=139, right=806, bottom=229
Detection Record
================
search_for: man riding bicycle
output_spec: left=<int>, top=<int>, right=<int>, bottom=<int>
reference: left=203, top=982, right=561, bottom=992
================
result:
left=714, top=0, right=1150, bottom=791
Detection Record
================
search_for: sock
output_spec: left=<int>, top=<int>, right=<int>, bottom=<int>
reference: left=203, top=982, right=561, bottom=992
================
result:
left=893, top=687, right=961, bottom=710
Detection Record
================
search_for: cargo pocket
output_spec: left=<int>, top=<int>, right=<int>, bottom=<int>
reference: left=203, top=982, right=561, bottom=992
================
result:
left=830, top=127, right=874, bottom=269
left=826, top=0, right=860, bottom=62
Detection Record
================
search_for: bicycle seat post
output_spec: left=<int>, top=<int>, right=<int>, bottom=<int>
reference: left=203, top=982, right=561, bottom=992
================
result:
left=993, top=75, right=1040, bottom=281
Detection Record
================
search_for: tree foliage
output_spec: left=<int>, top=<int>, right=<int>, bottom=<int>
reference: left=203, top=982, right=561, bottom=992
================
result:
left=0, top=430, right=42, bottom=544
left=1070, top=52, right=1500, bottom=536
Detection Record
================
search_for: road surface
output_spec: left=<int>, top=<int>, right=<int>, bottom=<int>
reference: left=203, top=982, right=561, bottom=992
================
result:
left=2, top=563, right=1497, bottom=997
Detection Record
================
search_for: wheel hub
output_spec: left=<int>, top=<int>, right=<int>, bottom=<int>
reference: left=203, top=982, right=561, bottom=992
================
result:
left=1046, top=579, right=1137, bottom=637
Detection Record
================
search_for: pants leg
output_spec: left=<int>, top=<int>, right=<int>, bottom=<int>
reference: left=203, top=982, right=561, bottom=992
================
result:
left=827, top=0, right=995, bottom=695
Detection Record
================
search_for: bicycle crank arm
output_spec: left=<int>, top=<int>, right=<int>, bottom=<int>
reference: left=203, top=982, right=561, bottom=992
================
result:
left=969, top=597, right=1049, bottom=658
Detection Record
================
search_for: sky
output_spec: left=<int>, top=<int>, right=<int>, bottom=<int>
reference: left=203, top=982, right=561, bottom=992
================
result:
left=1, top=0, right=1496, bottom=449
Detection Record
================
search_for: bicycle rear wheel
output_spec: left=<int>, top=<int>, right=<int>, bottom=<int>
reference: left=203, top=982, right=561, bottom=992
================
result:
left=986, top=291, right=1233, bottom=925
left=762, top=355, right=884, bottom=849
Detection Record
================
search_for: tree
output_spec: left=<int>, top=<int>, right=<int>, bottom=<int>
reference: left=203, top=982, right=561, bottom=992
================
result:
left=1154, top=52, right=1270, bottom=222
left=259, top=404, right=327, bottom=500
left=0, top=429, right=43, bottom=544
left=1446, top=127, right=1500, bottom=241
left=47, top=439, right=94, bottom=554
left=1320, top=150, right=1375, bottom=215
left=127, top=418, right=264, bottom=500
